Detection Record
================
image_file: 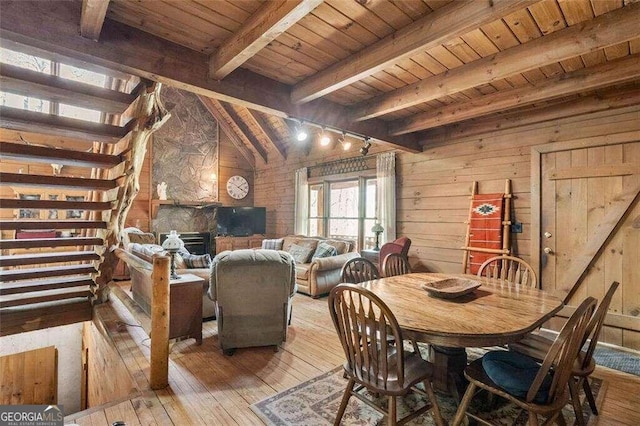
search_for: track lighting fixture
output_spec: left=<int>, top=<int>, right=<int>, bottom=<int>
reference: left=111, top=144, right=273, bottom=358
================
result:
left=296, top=122, right=308, bottom=142
left=338, top=132, right=351, bottom=151
left=287, top=118, right=374, bottom=152
left=319, top=128, right=331, bottom=146
left=359, top=138, right=372, bottom=156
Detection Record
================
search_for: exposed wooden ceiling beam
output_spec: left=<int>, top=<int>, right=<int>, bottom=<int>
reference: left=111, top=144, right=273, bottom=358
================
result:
left=209, top=0, right=323, bottom=80
left=198, top=96, right=255, bottom=168
left=80, top=0, right=110, bottom=41
left=420, top=85, right=640, bottom=144
left=220, top=102, right=269, bottom=163
left=290, top=0, right=537, bottom=104
left=0, top=106, right=128, bottom=143
left=390, top=54, right=640, bottom=135
left=353, top=3, right=640, bottom=122
left=0, top=1, right=419, bottom=152
left=246, top=109, right=287, bottom=160
left=0, top=63, right=134, bottom=114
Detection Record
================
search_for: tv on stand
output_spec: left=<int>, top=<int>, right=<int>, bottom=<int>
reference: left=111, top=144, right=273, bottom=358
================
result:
left=216, top=207, right=266, bottom=237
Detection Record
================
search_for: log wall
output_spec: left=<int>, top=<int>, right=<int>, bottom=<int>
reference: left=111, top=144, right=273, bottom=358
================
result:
left=255, top=105, right=640, bottom=272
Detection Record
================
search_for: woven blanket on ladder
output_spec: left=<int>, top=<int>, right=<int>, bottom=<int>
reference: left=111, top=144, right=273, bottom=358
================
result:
left=467, top=193, right=505, bottom=274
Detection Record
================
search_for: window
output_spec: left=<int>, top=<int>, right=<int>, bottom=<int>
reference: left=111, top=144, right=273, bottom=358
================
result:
left=307, top=177, right=377, bottom=250
left=0, top=47, right=108, bottom=123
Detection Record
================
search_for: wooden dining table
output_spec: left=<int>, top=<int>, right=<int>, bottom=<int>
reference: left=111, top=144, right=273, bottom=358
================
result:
left=359, top=272, right=564, bottom=397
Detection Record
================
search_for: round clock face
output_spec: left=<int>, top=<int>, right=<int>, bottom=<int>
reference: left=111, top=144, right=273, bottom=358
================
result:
left=226, top=175, right=249, bottom=199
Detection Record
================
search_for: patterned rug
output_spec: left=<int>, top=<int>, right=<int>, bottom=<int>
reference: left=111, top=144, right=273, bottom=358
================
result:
left=251, top=348, right=605, bottom=425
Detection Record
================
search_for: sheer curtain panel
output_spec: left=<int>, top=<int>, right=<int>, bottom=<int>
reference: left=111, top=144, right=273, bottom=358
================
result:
left=294, top=167, right=309, bottom=235
left=376, top=152, right=396, bottom=243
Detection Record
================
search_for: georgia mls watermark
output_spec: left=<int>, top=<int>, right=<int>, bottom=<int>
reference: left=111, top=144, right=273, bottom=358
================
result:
left=0, top=405, right=63, bottom=426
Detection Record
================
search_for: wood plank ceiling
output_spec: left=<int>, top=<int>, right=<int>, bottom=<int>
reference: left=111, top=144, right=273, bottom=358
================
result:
left=2, top=0, right=640, bottom=160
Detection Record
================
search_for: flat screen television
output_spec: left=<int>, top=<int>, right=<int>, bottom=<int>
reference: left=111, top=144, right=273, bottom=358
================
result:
left=216, top=207, right=266, bottom=236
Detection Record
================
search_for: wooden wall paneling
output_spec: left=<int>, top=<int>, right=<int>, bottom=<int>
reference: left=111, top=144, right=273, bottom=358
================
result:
left=82, top=321, right=136, bottom=407
left=586, top=146, right=607, bottom=304
left=0, top=346, right=57, bottom=405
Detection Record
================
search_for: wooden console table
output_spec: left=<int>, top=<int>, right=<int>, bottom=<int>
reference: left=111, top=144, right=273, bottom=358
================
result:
left=215, top=235, right=263, bottom=254
left=132, top=272, right=204, bottom=345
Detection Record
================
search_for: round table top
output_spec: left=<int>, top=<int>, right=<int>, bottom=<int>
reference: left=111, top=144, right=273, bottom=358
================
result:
left=359, top=272, right=564, bottom=348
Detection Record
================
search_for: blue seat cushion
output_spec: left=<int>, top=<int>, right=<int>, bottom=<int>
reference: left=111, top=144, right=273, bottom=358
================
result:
left=482, top=350, right=553, bottom=404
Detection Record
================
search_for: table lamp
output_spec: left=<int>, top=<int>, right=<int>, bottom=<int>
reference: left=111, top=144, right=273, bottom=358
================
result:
left=371, top=222, right=384, bottom=251
left=162, top=230, right=184, bottom=280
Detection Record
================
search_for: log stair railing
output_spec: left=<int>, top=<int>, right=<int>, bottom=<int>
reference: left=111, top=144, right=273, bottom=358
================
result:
left=0, top=53, right=169, bottom=336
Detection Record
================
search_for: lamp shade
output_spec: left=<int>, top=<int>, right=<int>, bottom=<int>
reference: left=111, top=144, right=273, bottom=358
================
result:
left=371, top=223, right=384, bottom=233
left=162, top=230, right=184, bottom=251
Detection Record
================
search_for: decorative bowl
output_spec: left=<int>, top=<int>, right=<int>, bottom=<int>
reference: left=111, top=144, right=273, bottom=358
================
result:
left=421, top=278, right=482, bottom=299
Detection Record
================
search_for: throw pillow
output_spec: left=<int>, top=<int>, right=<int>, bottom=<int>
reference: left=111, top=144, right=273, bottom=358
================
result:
left=176, top=247, right=212, bottom=268
left=127, top=232, right=156, bottom=245
left=312, top=242, right=338, bottom=260
left=262, top=238, right=284, bottom=250
left=288, top=244, right=314, bottom=264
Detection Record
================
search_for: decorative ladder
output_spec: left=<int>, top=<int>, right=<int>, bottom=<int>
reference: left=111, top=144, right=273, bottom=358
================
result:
left=461, top=179, right=512, bottom=274
left=0, top=56, right=169, bottom=336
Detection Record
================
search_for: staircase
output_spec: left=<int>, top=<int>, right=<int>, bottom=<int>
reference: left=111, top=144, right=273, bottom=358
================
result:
left=0, top=49, right=168, bottom=336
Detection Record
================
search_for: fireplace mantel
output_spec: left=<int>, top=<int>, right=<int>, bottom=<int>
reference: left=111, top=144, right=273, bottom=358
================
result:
left=151, top=199, right=221, bottom=218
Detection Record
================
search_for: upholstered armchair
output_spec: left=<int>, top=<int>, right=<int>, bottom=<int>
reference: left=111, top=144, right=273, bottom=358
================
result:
left=378, top=236, right=411, bottom=266
left=208, top=249, right=297, bottom=354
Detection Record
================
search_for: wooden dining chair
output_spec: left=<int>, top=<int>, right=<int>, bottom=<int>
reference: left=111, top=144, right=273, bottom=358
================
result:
left=452, top=296, right=597, bottom=426
left=340, top=257, right=379, bottom=283
left=477, top=255, right=537, bottom=288
left=328, top=284, right=444, bottom=426
left=382, top=253, right=411, bottom=277
left=379, top=253, right=421, bottom=354
left=509, top=281, right=619, bottom=424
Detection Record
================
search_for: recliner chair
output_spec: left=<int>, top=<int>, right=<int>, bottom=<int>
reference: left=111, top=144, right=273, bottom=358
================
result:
left=208, top=249, right=297, bottom=355
left=379, top=237, right=411, bottom=269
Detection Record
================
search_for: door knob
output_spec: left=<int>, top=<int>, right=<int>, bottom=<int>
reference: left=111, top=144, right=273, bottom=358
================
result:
left=543, top=247, right=553, bottom=254
left=544, top=232, right=552, bottom=238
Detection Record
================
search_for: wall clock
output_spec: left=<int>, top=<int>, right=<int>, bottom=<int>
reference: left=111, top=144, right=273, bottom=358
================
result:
left=226, top=175, right=249, bottom=199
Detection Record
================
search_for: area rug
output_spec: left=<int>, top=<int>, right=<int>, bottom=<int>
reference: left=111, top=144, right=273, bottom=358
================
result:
left=251, top=348, right=605, bottom=426
left=594, top=346, right=640, bottom=376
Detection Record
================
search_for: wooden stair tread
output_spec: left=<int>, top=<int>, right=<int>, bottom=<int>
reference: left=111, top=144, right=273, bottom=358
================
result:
left=0, top=275, right=95, bottom=295
left=0, top=285, right=93, bottom=308
left=0, top=105, right=129, bottom=143
left=0, top=296, right=93, bottom=336
left=0, top=141, right=123, bottom=168
left=0, top=172, right=117, bottom=190
left=0, top=198, right=112, bottom=211
left=0, top=264, right=97, bottom=281
left=1, top=220, right=108, bottom=230
left=0, top=237, right=103, bottom=249
left=0, top=63, right=136, bottom=114
left=0, top=250, right=100, bottom=267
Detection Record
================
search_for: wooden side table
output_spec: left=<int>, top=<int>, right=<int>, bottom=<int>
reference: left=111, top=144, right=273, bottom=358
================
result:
left=169, top=273, right=204, bottom=344
left=360, top=249, right=380, bottom=267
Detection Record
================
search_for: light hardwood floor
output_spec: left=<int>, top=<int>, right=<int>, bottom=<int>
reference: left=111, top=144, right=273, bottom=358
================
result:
left=67, top=284, right=640, bottom=425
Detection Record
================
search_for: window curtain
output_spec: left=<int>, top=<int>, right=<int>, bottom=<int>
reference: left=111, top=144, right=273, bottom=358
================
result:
left=376, top=152, right=396, bottom=243
left=294, top=167, right=309, bottom=235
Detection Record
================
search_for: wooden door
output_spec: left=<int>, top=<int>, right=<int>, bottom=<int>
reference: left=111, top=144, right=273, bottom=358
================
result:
left=534, top=139, right=640, bottom=349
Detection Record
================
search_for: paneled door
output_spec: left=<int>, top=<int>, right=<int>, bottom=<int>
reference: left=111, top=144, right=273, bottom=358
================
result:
left=533, top=138, right=640, bottom=349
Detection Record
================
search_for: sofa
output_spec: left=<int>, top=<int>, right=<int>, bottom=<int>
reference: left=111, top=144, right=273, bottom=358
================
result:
left=263, top=235, right=359, bottom=298
left=208, top=249, right=297, bottom=354
left=123, top=228, right=216, bottom=318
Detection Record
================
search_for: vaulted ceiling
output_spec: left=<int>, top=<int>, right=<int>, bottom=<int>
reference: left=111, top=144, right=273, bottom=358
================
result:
left=1, top=0, right=639, bottom=160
